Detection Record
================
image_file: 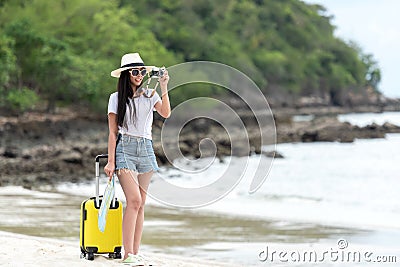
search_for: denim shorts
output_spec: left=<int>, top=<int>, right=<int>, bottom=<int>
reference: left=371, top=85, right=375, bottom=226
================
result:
left=115, top=134, right=160, bottom=174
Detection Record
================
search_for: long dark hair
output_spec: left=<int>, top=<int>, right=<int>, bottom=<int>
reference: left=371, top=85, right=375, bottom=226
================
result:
left=117, top=70, right=136, bottom=129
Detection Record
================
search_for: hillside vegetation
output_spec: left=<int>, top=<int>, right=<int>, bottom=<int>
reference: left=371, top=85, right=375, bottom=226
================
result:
left=0, top=0, right=381, bottom=113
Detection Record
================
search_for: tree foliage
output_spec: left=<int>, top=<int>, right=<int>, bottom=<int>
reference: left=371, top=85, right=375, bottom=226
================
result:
left=0, top=0, right=381, bottom=113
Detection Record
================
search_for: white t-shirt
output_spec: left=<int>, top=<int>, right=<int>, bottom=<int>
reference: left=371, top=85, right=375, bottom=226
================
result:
left=107, top=90, right=161, bottom=140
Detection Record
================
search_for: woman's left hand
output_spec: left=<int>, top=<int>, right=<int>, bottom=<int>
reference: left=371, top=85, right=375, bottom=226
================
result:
left=159, top=69, right=169, bottom=90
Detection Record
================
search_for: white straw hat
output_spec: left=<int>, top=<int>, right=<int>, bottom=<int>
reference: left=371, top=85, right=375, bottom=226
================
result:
left=110, top=53, right=154, bottom=78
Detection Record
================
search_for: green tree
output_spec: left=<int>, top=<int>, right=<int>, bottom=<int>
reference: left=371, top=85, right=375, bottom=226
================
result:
left=0, top=0, right=382, bottom=113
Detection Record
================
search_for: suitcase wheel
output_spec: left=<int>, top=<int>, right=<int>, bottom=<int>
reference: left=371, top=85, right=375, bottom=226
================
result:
left=85, top=252, right=95, bottom=261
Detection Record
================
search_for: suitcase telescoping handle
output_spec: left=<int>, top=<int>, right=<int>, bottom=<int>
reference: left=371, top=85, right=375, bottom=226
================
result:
left=95, top=154, right=115, bottom=208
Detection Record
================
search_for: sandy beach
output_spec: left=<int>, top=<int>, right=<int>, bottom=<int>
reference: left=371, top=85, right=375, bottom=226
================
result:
left=3, top=230, right=400, bottom=267
left=0, top=231, right=241, bottom=267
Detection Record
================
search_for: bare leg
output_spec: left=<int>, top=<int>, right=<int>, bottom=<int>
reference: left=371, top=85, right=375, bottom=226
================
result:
left=133, top=170, right=153, bottom=254
left=117, top=170, right=141, bottom=260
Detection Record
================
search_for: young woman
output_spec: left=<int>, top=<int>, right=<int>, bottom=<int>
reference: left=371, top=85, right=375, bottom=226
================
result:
left=104, top=53, right=170, bottom=265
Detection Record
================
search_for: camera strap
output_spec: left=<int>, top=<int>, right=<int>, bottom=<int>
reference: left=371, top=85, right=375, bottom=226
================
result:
left=132, top=87, right=156, bottom=98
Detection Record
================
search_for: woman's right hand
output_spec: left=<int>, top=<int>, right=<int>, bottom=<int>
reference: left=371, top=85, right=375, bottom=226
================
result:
left=104, top=162, right=115, bottom=181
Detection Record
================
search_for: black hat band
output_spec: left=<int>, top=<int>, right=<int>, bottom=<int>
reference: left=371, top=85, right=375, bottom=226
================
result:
left=121, top=62, right=145, bottom=68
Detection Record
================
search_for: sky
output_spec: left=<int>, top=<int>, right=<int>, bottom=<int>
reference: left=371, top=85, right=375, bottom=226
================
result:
left=303, top=0, right=399, bottom=98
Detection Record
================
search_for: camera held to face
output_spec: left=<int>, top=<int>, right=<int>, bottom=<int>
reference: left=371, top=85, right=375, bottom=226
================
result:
left=149, top=67, right=166, bottom=78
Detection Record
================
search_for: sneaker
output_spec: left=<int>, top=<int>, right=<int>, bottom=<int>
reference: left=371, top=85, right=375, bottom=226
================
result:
left=136, top=253, right=154, bottom=266
left=122, top=253, right=145, bottom=266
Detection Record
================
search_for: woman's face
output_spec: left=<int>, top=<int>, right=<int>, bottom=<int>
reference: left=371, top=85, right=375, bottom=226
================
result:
left=129, top=67, right=146, bottom=87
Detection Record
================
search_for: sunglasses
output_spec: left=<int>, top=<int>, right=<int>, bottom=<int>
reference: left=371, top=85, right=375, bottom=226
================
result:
left=130, top=68, right=147, bottom=77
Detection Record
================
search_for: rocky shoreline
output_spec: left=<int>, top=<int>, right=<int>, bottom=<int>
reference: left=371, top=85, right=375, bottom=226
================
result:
left=1, top=104, right=400, bottom=189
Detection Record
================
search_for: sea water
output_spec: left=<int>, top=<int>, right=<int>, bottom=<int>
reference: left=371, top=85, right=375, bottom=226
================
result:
left=192, top=134, right=400, bottom=230
left=338, top=111, right=400, bottom=127
left=147, top=112, right=400, bottom=231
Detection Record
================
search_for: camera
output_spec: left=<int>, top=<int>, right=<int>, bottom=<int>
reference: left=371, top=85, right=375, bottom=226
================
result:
left=149, top=67, right=166, bottom=78
left=142, top=66, right=166, bottom=93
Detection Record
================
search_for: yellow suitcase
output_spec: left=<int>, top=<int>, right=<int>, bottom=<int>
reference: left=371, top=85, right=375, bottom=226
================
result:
left=80, top=154, right=122, bottom=260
